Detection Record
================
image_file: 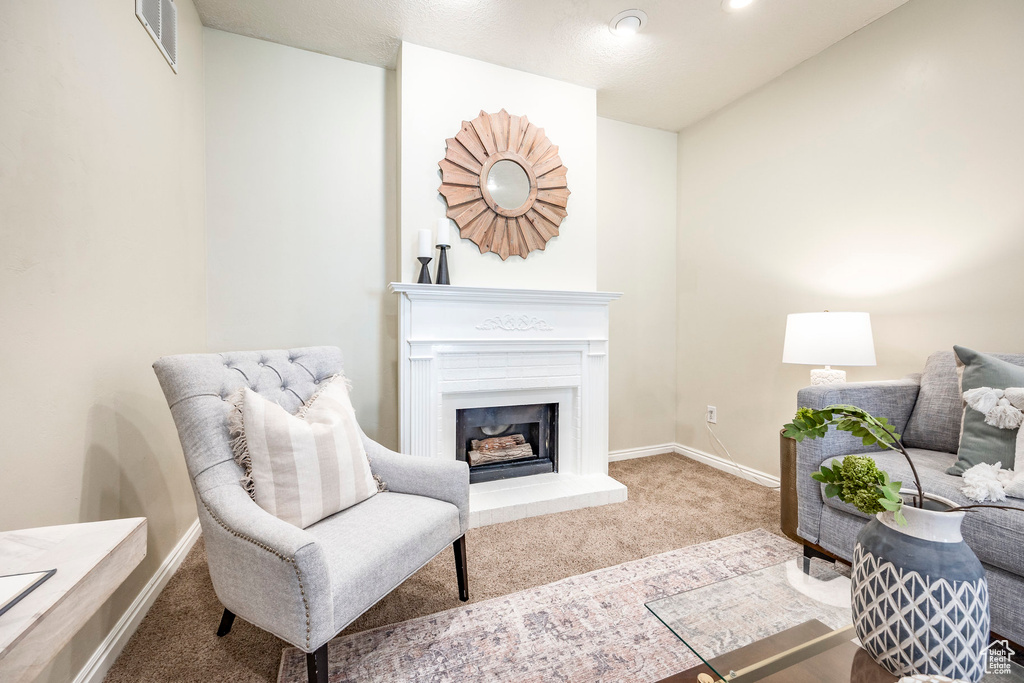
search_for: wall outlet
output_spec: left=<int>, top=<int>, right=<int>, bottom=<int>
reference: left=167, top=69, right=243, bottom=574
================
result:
left=706, top=405, right=718, bottom=424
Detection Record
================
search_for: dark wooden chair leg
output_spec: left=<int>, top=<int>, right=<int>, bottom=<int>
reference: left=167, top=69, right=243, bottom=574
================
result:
left=306, top=643, right=328, bottom=683
left=216, top=608, right=235, bottom=637
left=453, top=535, right=469, bottom=602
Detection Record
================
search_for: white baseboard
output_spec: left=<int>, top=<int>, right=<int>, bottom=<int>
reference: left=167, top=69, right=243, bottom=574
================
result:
left=73, top=518, right=202, bottom=683
left=672, top=444, right=780, bottom=488
left=608, top=443, right=677, bottom=462
left=609, top=442, right=780, bottom=488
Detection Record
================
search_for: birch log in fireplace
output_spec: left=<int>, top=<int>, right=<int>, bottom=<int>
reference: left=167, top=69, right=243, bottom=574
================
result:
left=389, top=283, right=626, bottom=527
left=468, top=435, right=534, bottom=465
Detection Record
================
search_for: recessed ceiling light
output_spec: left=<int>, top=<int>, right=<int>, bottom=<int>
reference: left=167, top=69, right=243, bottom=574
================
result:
left=609, top=9, right=648, bottom=37
left=722, top=0, right=756, bottom=12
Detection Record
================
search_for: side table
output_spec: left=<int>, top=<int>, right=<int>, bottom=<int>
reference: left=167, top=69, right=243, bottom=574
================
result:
left=779, top=429, right=800, bottom=543
left=0, top=518, right=147, bottom=683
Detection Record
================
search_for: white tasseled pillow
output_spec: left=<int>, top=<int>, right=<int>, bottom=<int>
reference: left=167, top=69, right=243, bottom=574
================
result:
left=228, top=375, right=378, bottom=529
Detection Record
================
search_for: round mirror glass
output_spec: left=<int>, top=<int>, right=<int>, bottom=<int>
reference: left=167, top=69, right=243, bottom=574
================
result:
left=486, top=160, right=531, bottom=210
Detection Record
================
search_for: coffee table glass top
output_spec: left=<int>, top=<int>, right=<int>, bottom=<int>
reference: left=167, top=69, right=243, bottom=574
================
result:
left=646, top=558, right=852, bottom=679
left=646, top=557, right=1024, bottom=682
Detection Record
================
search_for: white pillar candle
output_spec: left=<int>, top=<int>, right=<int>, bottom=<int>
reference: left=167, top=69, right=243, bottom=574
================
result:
left=418, top=229, right=432, bottom=258
left=436, top=217, right=451, bottom=247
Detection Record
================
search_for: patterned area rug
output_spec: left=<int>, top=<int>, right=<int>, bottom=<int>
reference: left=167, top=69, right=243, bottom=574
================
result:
left=278, top=529, right=797, bottom=682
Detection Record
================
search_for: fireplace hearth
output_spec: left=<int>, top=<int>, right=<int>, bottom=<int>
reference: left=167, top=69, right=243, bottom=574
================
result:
left=455, top=403, right=557, bottom=483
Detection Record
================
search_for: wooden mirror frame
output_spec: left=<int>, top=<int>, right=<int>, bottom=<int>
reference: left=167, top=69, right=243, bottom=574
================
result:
left=438, top=109, right=570, bottom=260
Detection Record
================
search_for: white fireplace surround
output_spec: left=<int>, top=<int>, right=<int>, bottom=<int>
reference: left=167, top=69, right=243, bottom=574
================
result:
left=390, top=283, right=625, bottom=527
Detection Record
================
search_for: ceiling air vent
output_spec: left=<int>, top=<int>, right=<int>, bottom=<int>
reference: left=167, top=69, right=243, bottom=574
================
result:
left=136, top=0, right=177, bottom=72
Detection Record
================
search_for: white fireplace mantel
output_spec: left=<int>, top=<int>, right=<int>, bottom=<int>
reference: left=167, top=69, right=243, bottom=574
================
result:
left=389, top=283, right=621, bottom=305
left=389, top=283, right=625, bottom=527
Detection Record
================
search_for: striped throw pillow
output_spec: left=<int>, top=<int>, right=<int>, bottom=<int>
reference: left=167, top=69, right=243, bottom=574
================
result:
left=227, top=375, right=378, bottom=528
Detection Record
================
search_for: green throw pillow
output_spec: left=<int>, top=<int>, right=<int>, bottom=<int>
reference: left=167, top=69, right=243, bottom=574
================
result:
left=947, top=345, right=1024, bottom=475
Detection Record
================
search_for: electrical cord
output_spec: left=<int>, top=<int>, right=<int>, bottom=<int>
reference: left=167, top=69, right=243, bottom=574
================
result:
left=704, top=420, right=781, bottom=490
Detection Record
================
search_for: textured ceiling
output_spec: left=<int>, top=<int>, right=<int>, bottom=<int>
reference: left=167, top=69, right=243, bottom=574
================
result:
left=192, top=0, right=909, bottom=131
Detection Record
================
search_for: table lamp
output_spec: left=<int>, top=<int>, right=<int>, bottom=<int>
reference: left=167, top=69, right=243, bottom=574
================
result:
left=783, top=311, right=876, bottom=385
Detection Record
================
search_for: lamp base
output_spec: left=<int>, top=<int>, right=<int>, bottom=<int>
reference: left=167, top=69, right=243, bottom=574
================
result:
left=810, top=367, right=846, bottom=385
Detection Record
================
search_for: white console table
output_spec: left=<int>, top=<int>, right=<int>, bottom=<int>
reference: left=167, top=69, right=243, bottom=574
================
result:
left=0, top=518, right=147, bottom=682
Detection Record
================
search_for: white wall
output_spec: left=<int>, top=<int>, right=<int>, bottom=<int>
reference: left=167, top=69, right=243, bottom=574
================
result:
left=675, top=0, right=1024, bottom=476
left=0, top=1, right=207, bottom=680
left=398, top=42, right=598, bottom=291
left=204, top=29, right=399, bottom=445
left=597, top=118, right=678, bottom=452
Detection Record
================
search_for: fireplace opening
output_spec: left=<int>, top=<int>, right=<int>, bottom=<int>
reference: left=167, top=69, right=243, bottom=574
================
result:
left=455, top=403, right=558, bottom=483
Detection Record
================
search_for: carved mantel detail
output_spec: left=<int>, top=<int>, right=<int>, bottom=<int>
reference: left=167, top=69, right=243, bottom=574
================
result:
left=476, top=315, right=554, bottom=332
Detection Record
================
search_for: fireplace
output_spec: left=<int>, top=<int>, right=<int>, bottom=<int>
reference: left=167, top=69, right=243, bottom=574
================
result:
left=455, top=403, right=558, bottom=483
left=391, top=282, right=626, bottom=527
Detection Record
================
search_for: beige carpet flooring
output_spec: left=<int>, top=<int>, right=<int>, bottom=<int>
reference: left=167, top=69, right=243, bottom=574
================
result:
left=104, top=452, right=783, bottom=682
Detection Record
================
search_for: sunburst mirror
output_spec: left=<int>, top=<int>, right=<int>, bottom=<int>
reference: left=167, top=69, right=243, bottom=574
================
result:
left=438, top=109, right=570, bottom=260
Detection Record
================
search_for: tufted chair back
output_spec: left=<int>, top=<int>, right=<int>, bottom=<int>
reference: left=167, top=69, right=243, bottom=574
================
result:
left=153, top=347, right=344, bottom=499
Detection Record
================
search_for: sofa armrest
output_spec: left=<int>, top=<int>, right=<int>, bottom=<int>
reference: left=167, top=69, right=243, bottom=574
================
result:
left=361, top=433, right=470, bottom=534
left=198, top=484, right=334, bottom=652
left=794, top=378, right=920, bottom=544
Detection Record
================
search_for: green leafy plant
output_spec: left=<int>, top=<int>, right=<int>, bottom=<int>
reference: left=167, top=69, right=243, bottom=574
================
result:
left=784, top=404, right=1022, bottom=526
left=784, top=404, right=923, bottom=525
left=811, top=454, right=908, bottom=525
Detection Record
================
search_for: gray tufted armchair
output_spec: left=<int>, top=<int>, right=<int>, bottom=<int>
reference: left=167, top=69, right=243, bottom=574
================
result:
left=153, top=347, right=470, bottom=683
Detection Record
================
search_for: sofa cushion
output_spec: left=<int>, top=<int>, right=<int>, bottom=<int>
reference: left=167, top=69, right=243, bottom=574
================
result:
left=948, top=346, right=1024, bottom=475
left=903, top=351, right=1024, bottom=454
left=305, top=491, right=460, bottom=632
left=820, top=448, right=1024, bottom=577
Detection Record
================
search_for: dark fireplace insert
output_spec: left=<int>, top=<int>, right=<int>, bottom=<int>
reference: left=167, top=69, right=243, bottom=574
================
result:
left=455, top=403, right=558, bottom=483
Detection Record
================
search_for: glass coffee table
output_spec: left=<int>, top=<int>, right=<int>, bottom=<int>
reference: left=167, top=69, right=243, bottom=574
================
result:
left=646, top=558, right=1024, bottom=682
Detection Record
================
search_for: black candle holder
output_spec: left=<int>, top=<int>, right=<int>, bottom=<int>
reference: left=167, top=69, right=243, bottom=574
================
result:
left=417, top=256, right=432, bottom=284
left=435, top=245, right=450, bottom=285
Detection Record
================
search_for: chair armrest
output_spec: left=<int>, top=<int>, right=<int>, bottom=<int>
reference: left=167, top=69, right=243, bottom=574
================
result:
left=361, top=433, right=470, bottom=534
left=202, top=483, right=318, bottom=556
left=198, top=484, right=334, bottom=651
left=794, top=378, right=920, bottom=544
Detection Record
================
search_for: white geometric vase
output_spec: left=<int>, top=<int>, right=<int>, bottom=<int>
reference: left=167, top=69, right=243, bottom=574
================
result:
left=851, top=501, right=990, bottom=682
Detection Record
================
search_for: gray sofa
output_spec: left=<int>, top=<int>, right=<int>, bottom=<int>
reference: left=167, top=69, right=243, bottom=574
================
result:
left=796, top=350, right=1024, bottom=646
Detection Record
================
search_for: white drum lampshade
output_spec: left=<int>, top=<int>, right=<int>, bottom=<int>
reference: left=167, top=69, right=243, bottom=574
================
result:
left=783, top=312, right=876, bottom=385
